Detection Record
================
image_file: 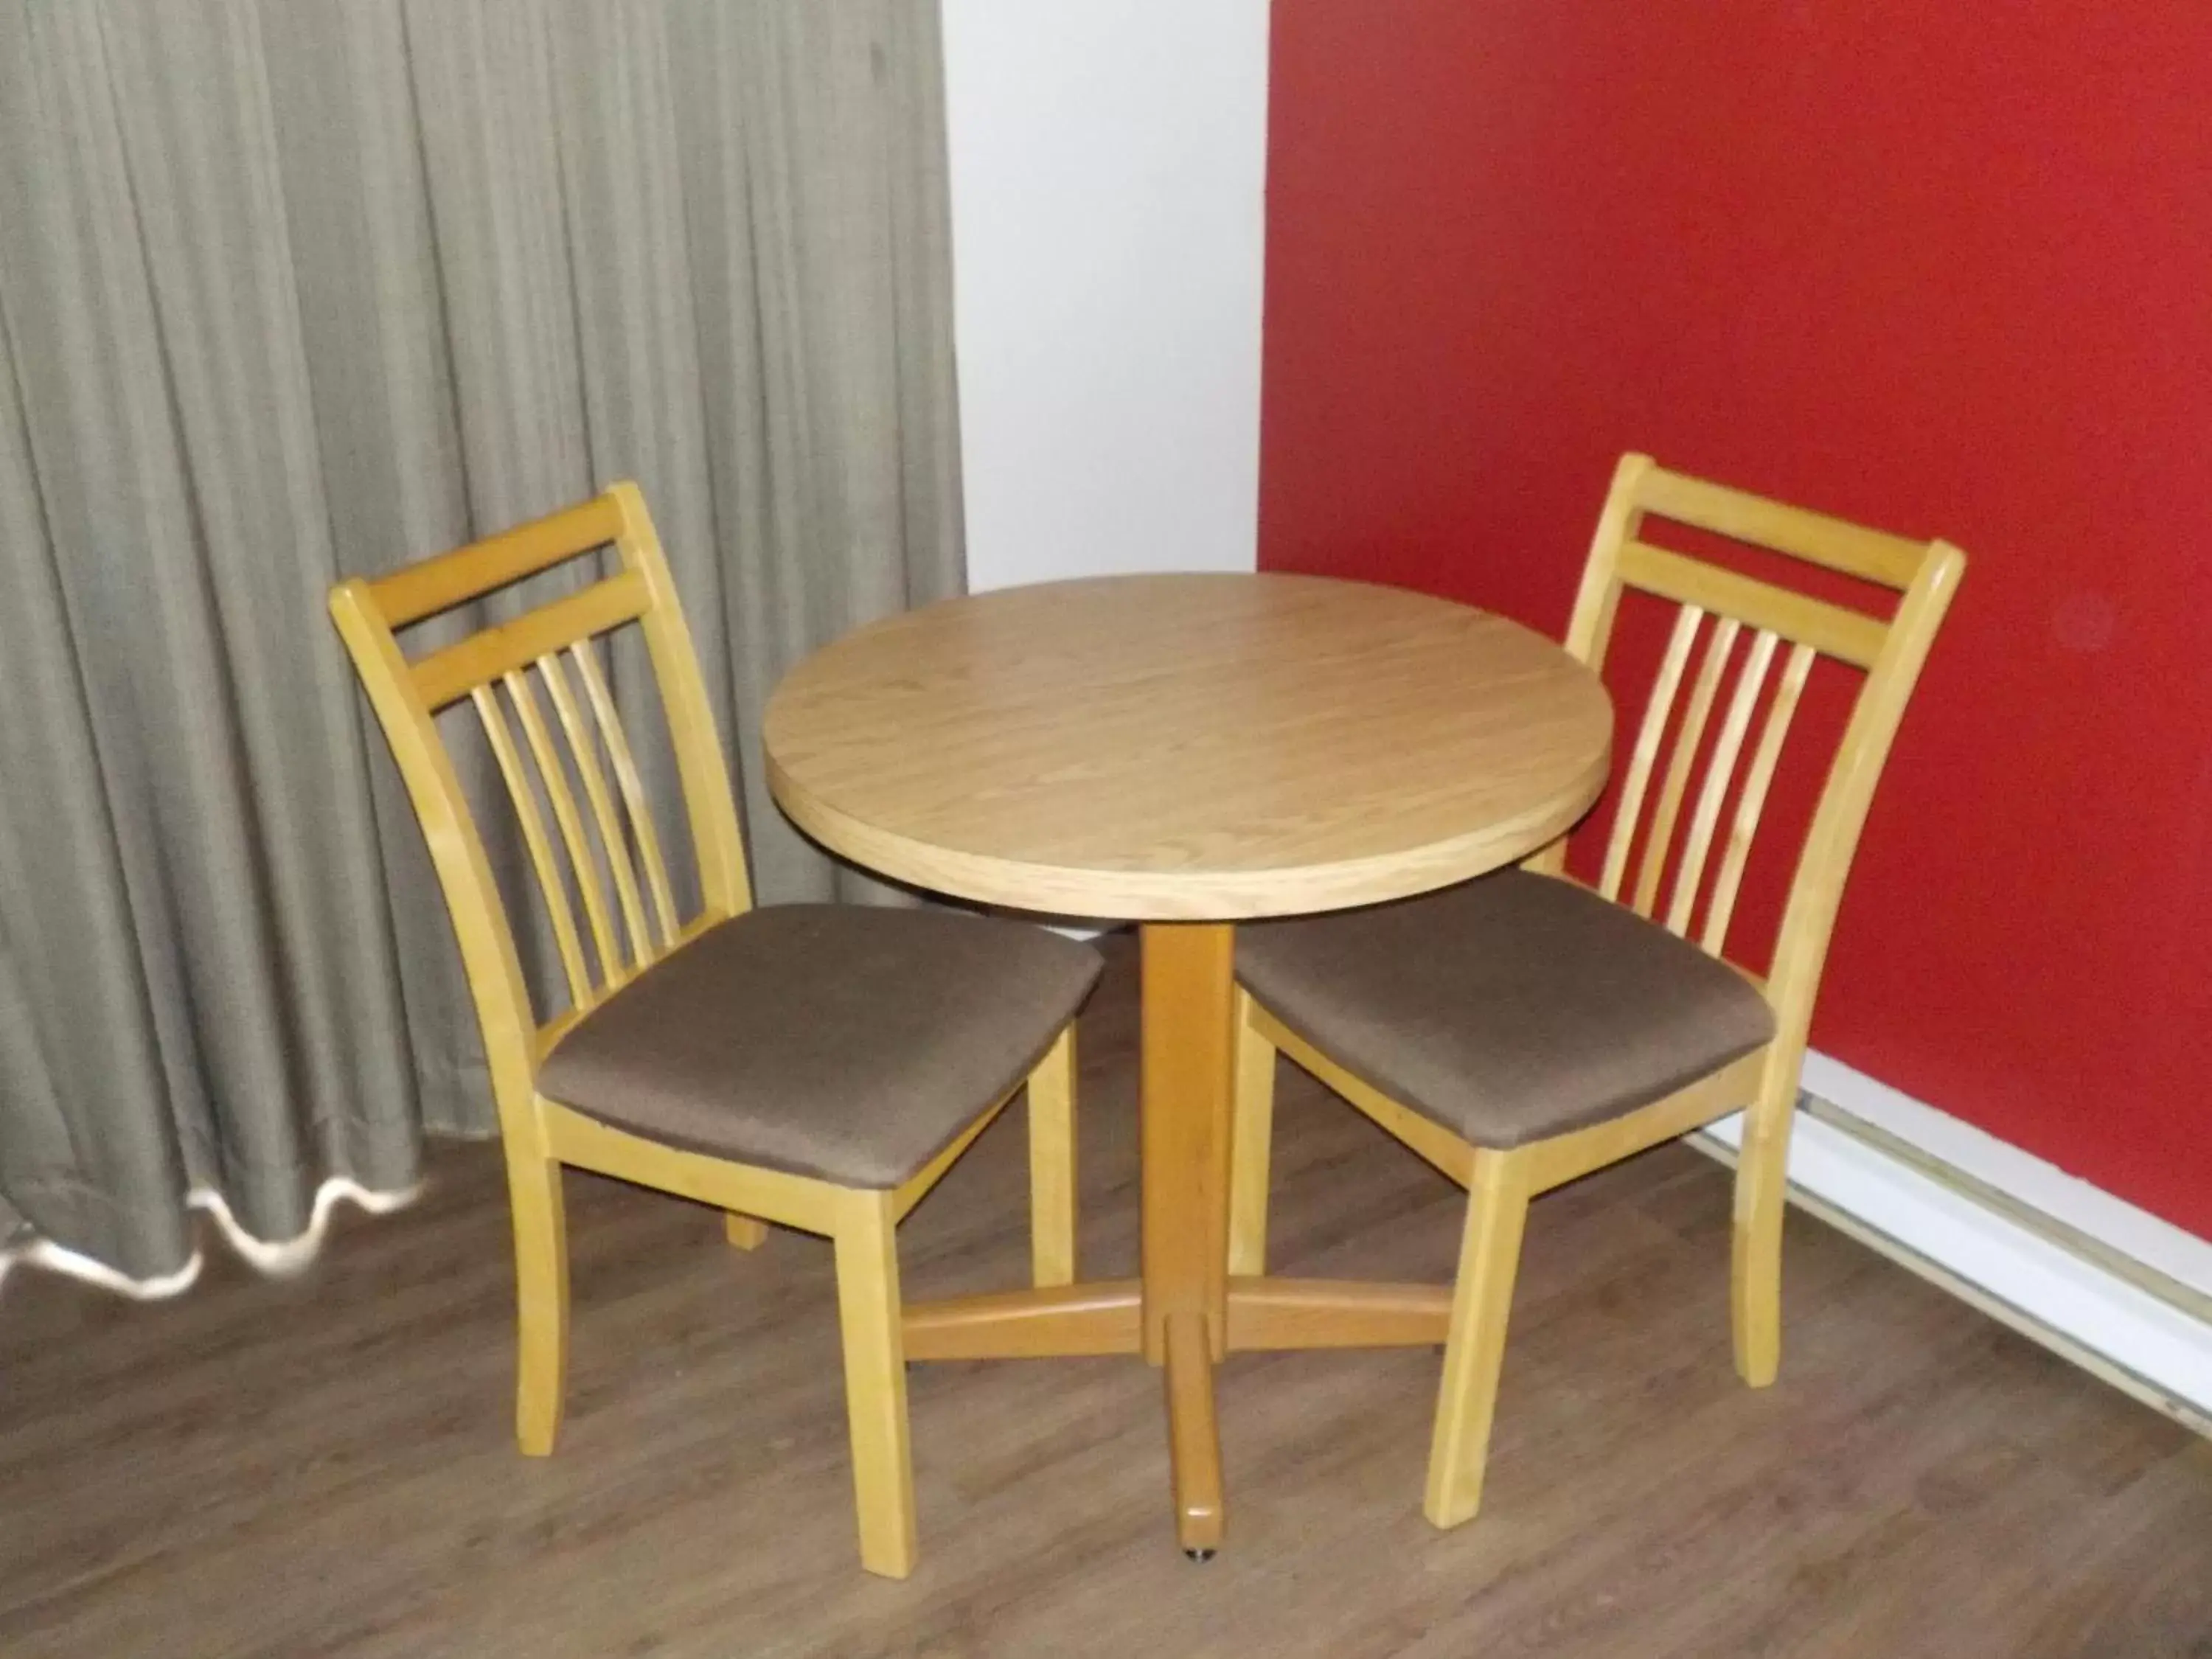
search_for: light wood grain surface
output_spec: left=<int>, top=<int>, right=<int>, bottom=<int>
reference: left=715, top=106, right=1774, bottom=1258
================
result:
left=764, top=574, right=1613, bottom=919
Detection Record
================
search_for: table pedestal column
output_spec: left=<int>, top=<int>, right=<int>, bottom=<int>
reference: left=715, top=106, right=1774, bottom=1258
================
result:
left=1138, top=922, right=1235, bottom=1557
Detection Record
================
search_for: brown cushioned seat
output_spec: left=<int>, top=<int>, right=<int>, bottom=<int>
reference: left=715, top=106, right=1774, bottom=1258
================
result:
left=539, top=905, right=1102, bottom=1189
left=1236, top=870, right=1774, bottom=1150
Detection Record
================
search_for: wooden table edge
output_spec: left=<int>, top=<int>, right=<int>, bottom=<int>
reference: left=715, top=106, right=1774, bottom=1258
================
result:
left=766, top=746, right=1613, bottom=922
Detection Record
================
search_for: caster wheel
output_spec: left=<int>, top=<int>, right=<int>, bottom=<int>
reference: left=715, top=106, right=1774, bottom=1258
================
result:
left=1185, top=1548, right=1216, bottom=1564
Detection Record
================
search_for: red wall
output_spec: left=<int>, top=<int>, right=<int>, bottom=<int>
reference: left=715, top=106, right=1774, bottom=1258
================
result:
left=1259, top=0, right=2212, bottom=1235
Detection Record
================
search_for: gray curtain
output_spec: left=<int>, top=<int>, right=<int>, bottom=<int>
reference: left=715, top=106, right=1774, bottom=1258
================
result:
left=0, top=0, right=964, bottom=1288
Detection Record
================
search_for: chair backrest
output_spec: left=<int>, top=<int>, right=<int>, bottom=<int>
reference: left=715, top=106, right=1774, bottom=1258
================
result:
left=1542, top=453, right=1964, bottom=1053
left=329, top=484, right=750, bottom=1129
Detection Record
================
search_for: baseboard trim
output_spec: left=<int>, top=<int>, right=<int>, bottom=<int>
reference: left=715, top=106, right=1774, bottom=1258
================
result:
left=1798, top=1051, right=2212, bottom=1307
left=1691, top=1066, right=2212, bottom=1435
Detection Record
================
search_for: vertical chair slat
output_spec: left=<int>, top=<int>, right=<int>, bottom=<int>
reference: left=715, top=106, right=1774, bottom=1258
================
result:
left=1600, top=605, right=1703, bottom=902
left=568, top=639, right=681, bottom=953
left=472, top=686, right=594, bottom=1009
left=611, top=483, right=754, bottom=921
left=1632, top=615, right=1741, bottom=917
left=1701, top=641, right=1815, bottom=956
left=505, top=669, right=627, bottom=989
left=1666, top=627, right=1779, bottom=938
left=538, top=652, right=653, bottom=972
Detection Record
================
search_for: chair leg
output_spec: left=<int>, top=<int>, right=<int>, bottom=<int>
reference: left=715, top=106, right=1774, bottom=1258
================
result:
left=1423, top=1149, right=1532, bottom=1530
left=832, top=1191, right=917, bottom=1579
left=506, top=1149, right=570, bottom=1458
left=1225, top=989, right=1277, bottom=1277
left=1026, top=1027, right=1078, bottom=1289
left=1731, top=1066, right=1798, bottom=1388
left=723, top=1211, right=770, bottom=1250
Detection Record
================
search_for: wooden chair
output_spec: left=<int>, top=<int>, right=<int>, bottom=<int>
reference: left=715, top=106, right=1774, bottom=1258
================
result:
left=1225, top=453, right=1964, bottom=1530
left=329, top=485, right=1099, bottom=1578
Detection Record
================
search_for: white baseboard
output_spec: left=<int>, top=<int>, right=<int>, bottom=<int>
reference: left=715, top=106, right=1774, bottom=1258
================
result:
left=1798, top=1051, right=2212, bottom=1301
left=1696, top=1053, right=2212, bottom=1428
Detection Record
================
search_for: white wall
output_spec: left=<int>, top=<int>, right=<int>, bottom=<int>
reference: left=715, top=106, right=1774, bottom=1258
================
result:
left=941, top=1, right=1270, bottom=591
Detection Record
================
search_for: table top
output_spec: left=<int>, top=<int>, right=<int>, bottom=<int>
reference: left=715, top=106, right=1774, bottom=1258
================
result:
left=763, top=573, right=1613, bottom=920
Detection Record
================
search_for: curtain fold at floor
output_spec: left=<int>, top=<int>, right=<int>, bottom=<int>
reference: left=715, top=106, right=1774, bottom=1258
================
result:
left=0, top=0, right=964, bottom=1289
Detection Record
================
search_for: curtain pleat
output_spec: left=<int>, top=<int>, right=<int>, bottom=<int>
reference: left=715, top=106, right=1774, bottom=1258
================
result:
left=0, top=0, right=964, bottom=1288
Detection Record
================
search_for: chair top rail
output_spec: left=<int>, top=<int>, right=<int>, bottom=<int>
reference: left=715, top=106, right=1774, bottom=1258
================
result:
left=366, top=493, right=626, bottom=628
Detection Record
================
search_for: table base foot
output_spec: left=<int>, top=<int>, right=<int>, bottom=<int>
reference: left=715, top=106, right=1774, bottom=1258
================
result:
left=1164, top=1312, right=1224, bottom=1554
left=902, top=1281, right=1141, bottom=1362
left=1224, top=1276, right=1451, bottom=1351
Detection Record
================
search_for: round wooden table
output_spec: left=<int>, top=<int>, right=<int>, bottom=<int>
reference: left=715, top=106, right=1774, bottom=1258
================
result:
left=765, top=572, right=1612, bottom=1557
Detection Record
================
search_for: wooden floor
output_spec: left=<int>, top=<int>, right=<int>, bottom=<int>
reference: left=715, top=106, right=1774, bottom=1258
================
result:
left=4, top=940, right=2208, bottom=1658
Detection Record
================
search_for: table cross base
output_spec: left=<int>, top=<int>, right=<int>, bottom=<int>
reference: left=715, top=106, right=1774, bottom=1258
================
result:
left=902, top=1275, right=1453, bottom=1552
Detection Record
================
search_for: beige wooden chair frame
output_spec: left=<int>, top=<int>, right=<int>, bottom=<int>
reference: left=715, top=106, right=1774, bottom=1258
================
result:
left=1225, top=453, right=1964, bottom=1528
left=330, top=485, right=1078, bottom=1577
